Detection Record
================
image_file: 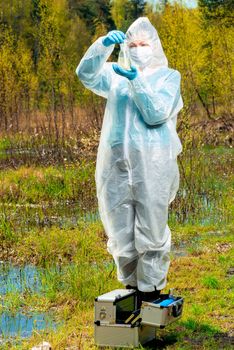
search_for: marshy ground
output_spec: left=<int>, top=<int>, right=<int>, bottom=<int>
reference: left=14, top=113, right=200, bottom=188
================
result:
left=0, top=137, right=233, bottom=349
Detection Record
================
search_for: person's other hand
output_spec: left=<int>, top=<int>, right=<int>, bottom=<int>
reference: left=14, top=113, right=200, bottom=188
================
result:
left=112, top=64, right=138, bottom=81
left=102, top=30, right=126, bottom=47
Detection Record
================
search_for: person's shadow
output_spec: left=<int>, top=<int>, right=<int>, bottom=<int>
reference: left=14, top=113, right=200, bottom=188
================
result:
left=142, top=331, right=178, bottom=349
left=142, top=327, right=234, bottom=349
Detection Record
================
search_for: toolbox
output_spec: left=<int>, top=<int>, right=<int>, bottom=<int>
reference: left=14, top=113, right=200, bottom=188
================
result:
left=141, top=294, right=184, bottom=327
left=94, top=322, right=156, bottom=348
left=94, top=289, right=137, bottom=325
left=94, top=289, right=184, bottom=348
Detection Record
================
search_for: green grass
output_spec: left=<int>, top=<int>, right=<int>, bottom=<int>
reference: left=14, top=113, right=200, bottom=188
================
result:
left=0, top=145, right=233, bottom=237
left=0, top=161, right=96, bottom=203
left=0, top=144, right=233, bottom=349
left=0, top=136, right=11, bottom=152
left=0, top=222, right=233, bottom=349
left=201, top=276, right=220, bottom=289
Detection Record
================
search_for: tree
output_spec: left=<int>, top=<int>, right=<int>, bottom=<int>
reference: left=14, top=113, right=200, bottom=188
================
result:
left=110, top=0, right=146, bottom=32
left=198, top=0, right=234, bottom=26
left=0, top=24, right=37, bottom=132
left=128, top=0, right=146, bottom=18
left=198, top=0, right=233, bottom=116
left=68, top=0, right=115, bottom=34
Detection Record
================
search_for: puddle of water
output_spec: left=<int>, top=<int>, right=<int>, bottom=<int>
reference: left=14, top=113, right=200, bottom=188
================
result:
left=170, top=188, right=230, bottom=226
left=0, top=186, right=230, bottom=233
left=0, top=264, right=41, bottom=295
left=171, top=242, right=188, bottom=257
left=0, top=312, right=57, bottom=338
left=171, top=249, right=188, bottom=257
left=0, top=203, right=100, bottom=231
left=170, top=230, right=230, bottom=258
left=0, top=264, right=60, bottom=342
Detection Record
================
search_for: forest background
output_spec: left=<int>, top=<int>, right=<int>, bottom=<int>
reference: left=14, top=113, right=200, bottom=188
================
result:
left=0, top=0, right=233, bottom=155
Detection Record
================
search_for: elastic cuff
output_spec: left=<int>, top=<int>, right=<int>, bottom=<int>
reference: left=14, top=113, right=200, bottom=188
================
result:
left=128, top=75, right=138, bottom=81
left=117, top=270, right=137, bottom=287
left=101, top=37, right=108, bottom=47
left=95, top=36, right=114, bottom=54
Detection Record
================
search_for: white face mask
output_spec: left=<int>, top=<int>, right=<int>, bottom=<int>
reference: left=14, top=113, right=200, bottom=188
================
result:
left=129, top=46, right=153, bottom=67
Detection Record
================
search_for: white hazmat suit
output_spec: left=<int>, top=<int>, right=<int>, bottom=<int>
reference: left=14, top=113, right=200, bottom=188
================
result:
left=76, top=17, right=183, bottom=292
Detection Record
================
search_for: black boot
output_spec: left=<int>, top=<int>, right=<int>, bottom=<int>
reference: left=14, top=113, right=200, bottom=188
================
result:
left=137, top=288, right=161, bottom=308
left=125, top=284, right=138, bottom=290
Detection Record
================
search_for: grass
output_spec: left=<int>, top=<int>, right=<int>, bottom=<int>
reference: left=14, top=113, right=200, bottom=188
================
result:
left=0, top=161, right=96, bottom=204
left=0, top=222, right=233, bottom=349
left=0, top=143, right=233, bottom=349
left=0, top=145, right=232, bottom=239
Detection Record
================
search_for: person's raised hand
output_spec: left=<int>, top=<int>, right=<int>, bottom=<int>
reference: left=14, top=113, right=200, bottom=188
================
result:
left=112, top=64, right=138, bottom=81
left=102, top=30, right=126, bottom=47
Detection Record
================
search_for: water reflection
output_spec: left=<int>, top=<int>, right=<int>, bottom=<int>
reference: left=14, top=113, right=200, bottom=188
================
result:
left=0, top=264, right=41, bottom=295
left=0, top=312, right=56, bottom=338
left=0, top=264, right=59, bottom=342
left=0, top=203, right=100, bottom=231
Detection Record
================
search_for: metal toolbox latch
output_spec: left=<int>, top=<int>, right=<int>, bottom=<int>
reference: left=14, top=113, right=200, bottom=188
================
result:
left=171, top=300, right=183, bottom=317
left=100, top=307, right=107, bottom=320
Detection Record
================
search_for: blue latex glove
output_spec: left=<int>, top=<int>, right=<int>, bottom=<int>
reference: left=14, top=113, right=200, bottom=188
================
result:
left=102, top=30, right=126, bottom=47
left=112, top=64, right=138, bottom=81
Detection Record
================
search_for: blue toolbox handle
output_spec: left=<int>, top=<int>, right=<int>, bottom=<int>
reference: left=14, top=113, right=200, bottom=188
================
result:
left=159, top=298, right=175, bottom=307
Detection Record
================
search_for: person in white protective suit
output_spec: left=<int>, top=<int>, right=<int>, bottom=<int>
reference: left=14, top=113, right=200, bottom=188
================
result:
left=76, top=17, right=183, bottom=303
